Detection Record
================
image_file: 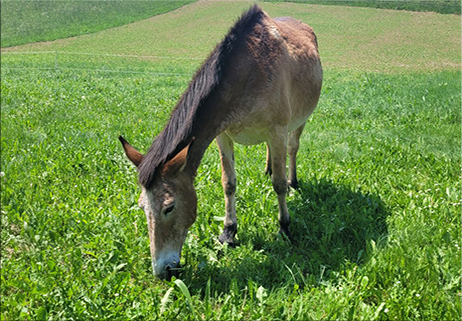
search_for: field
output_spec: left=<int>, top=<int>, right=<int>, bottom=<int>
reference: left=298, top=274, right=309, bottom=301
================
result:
left=1, top=1, right=461, bottom=320
left=0, top=0, right=193, bottom=48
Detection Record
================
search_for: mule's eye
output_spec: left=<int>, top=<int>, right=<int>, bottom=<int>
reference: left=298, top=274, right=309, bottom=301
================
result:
left=163, top=204, right=175, bottom=215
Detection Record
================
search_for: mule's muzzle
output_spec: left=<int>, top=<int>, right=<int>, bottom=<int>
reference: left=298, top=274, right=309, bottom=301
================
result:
left=153, top=252, right=182, bottom=280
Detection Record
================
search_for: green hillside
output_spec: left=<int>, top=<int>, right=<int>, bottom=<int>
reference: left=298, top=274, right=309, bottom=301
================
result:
left=2, top=1, right=460, bottom=72
left=1, top=0, right=194, bottom=48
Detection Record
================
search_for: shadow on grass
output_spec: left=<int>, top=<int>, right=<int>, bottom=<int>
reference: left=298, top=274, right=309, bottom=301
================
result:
left=185, top=178, right=389, bottom=294
left=288, top=178, right=388, bottom=269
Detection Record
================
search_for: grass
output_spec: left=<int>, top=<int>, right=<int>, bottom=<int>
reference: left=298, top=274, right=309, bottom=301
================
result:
left=0, top=0, right=194, bottom=48
left=1, top=1, right=461, bottom=320
left=264, top=0, right=461, bottom=15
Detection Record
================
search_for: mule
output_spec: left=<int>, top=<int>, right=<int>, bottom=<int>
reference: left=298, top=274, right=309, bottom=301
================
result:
left=120, top=5, right=322, bottom=279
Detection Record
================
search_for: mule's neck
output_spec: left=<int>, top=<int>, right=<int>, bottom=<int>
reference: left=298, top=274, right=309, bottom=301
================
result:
left=184, top=136, right=215, bottom=177
left=184, top=96, right=230, bottom=177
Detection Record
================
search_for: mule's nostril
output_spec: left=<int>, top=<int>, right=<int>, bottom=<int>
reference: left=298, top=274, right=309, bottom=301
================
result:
left=165, top=265, right=173, bottom=281
left=164, top=263, right=180, bottom=281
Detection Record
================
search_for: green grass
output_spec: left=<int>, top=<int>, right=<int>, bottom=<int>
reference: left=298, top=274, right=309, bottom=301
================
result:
left=0, top=0, right=194, bottom=48
left=264, top=0, right=461, bottom=14
left=1, top=1, right=461, bottom=320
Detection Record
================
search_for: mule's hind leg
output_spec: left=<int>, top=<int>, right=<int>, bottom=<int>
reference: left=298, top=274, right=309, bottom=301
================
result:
left=268, top=127, right=292, bottom=240
left=216, top=133, right=238, bottom=246
left=288, top=123, right=306, bottom=190
left=265, top=143, right=272, bottom=176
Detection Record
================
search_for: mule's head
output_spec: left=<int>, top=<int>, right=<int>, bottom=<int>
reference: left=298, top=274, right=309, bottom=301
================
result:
left=119, top=136, right=197, bottom=280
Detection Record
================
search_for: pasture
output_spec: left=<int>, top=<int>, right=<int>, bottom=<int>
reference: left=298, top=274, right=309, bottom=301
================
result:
left=0, top=0, right=193, bottom=47
left=1, top=1, right=460, bottom=320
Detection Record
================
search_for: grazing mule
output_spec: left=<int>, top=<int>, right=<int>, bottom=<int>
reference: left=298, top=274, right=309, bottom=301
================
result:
left=120, top=5, right=322, bottom=279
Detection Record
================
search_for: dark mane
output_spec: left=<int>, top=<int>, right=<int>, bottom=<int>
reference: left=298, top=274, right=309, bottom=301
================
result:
left=138, top=5, right=265, bottom=187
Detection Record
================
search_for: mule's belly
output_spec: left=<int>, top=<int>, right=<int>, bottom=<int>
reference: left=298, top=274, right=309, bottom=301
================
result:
left=225, top=126, right=270, bottom=145
left=224, top=111, right=312, bottom=146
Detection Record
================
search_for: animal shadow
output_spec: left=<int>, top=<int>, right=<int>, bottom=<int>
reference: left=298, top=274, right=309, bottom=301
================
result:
left=287, top=178, right=389, bottom=270
left=186, top=178, right=389, bottom=294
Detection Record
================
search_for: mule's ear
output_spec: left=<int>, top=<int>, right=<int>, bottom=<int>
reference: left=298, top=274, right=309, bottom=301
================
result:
left=164, top=138, right=195, bottom=175
left=119, top=136, right=143, bottom=167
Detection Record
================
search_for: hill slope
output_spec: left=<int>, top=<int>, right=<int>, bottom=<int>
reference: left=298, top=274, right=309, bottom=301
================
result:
left=1, top=0, right=193, bottom=48
left=2, top=1, right=460, bottom=72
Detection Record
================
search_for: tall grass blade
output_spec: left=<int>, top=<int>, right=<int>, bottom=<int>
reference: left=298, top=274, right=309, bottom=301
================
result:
left=174, top=279, right=197, bottom=320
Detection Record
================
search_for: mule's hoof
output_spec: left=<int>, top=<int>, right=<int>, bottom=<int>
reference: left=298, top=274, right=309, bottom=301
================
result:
left=288, top=179, right=299, bottom=190
left=265, top=167, right=272, bottom=176
left=278, top=227, right=294, bottom=243
left=219, top=233, right=237, bottom=247
left=219, top=224, right=237, bottom=247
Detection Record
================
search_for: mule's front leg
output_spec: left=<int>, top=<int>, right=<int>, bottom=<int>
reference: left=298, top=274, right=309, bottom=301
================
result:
left=216, top=134, right=237, bottom=246
left=268, top=129, right=293, bottom=241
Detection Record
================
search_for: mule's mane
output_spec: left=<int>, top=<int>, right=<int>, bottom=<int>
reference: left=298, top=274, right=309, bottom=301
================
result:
left=138, top=5, right=265, bottom=187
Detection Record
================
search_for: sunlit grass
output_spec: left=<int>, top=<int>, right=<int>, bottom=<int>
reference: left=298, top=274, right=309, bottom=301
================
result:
left=1, top=64, right=460, bottom=320
left=1, top=1, right=461, bottom=320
